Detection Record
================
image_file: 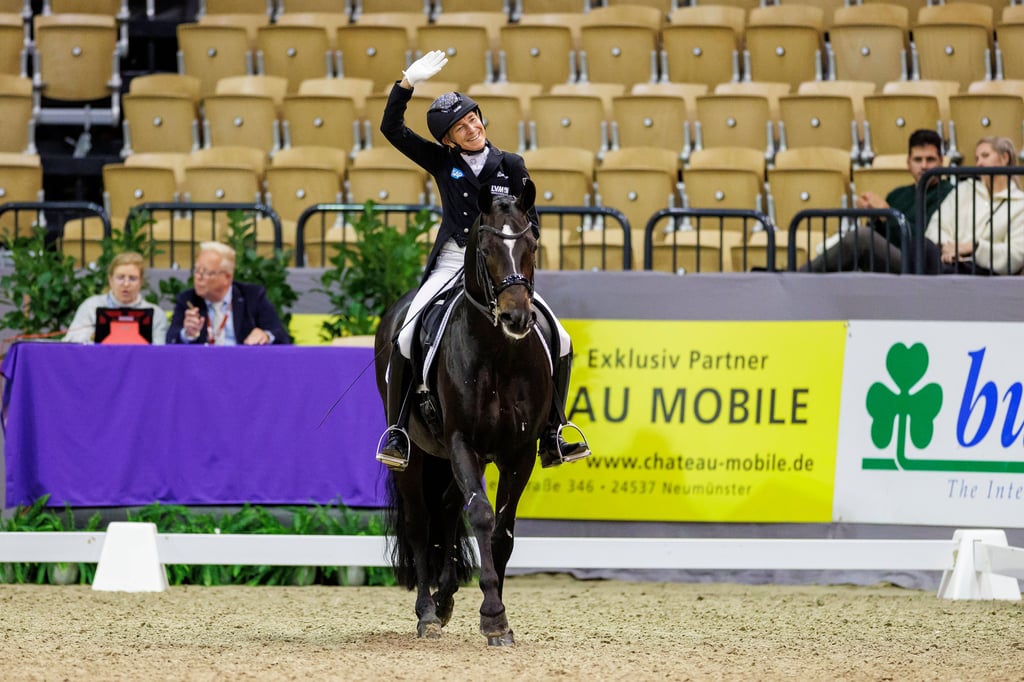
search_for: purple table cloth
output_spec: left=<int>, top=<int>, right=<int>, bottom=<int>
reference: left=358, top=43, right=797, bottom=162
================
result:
left=2, top=342, right=388, bottom=508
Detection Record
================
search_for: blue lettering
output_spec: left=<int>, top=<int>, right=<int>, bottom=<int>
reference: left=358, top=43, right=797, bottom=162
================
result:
left=958, top=348, right=997, bottom=446
left=1001, top=383, right=1024, bottom=447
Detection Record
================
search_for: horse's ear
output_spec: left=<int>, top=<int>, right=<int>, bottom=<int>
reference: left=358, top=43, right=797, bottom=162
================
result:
left=517, top=179, right=536, bottom=213
left=477, top=185, right=493, bottom=214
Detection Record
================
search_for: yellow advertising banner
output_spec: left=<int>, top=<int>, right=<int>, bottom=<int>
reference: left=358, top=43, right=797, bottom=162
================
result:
left=488, top=320, right=847, bottom=523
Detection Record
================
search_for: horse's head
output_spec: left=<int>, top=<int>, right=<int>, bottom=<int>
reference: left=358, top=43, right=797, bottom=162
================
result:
left=465, top=180, right=538, bottom=339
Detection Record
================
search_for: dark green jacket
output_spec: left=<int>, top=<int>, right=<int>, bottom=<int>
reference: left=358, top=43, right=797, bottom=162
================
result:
left=876, top=179, right=953, bottom=246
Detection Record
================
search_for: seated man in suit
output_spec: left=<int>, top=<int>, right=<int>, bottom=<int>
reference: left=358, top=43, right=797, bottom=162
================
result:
left=167, top=241, right=290, bottom=345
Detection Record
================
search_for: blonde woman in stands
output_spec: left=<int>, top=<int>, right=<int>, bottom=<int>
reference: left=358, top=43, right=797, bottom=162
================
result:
left=64, top=251, right=169, bottom=344
left=924, top=136, right=1024, bottom=275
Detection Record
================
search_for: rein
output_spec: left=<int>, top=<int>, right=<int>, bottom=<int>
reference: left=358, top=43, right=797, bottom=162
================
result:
left=463, top=215, right=535, bottom=326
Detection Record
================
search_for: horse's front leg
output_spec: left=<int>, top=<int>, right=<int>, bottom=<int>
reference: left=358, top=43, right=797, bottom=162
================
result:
left=449, top=433, right=513, bottom=646
left=491, top=451, right=535, bottom=599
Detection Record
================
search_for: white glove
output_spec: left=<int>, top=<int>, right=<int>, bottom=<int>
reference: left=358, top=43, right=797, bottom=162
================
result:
left=403, top=50, right=448, bottom=87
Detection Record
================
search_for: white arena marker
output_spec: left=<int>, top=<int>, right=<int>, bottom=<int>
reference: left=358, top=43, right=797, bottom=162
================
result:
left=92, top=522, right=169, bottom=593
left=937, top=529, right=1021, bottom=601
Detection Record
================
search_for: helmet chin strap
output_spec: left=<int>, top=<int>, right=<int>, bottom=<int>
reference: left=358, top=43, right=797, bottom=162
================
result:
left=447, top=140, right=488, bottom=156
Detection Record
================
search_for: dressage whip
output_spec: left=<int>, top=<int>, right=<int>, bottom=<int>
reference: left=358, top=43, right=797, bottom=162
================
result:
left=316, top=266, right=466, bottom=429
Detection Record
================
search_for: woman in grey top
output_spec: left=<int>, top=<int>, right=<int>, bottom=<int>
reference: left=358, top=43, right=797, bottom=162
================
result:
left=64, top=251, right=169, bottom=344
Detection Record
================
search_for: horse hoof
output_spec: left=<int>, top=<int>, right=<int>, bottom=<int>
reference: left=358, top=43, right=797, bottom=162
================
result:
left=417, top=621, right=443, bottom=640
left=486, top=630, right=515, bottom=647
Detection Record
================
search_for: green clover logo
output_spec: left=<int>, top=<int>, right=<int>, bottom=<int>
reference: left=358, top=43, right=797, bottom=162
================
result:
left=863, top=343, right=942, bottom=470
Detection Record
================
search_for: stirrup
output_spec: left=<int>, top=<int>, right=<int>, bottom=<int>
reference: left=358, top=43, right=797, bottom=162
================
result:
left=557, top=421, right=591, bottom=464
left=541, top=422, right=591, bottom=468
left=375, top=426, right=411, bottom=471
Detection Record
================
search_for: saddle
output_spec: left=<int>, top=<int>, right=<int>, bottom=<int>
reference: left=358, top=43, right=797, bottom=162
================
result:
left=409, top=285, right=556, bottom=439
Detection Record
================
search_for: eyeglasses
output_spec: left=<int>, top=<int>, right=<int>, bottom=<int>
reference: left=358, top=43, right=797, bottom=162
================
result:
left=112, top=274, right=140, bottom=284
left=193, top=268, right=225, bottom=279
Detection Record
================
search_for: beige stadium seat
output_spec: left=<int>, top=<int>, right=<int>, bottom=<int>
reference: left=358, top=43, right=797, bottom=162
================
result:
left=431, top=10, right=509, bottom=55
left=97, top=162, right=179, bottom=258
left=202, top=93, right=281, bottom=154
left=528, top=93, right=609, bottom=156
left=744, top=4, right=825, bottom=89
left=912, top=3, right=995, bottom=88
left=862, top=93, right=943, bottom=161
left=773, top=147, right=853, bottom=181
left=578, top=22, right=659, bottom=89
left=761, top=167, right=849, bottom=270
left=649, top=227, right=745, bottom=274
left=662, top=5, right=744, bottom=88
left=687, top=146, right=766, bottom=178
left=271, top=11, right=350, bottom=53
left=281, top=92, right=360, bottom=158
left=694, top=93, right=775, bottom=160
left=334, top=24, right=412, bottom=91
left=520, top=145, right=595, bottom=269
left=255, top=24, right=333, bottom=93
left=881, top=79, right=959, bottom=123
left=297, top=76, right=374, bottom=117
left=0, top=152, right=43, bottom=239
left=176, top=23, right=253, bottom=99
left=262, top=165, right=345, bottom=255
left=416, top=23, right=495, bottom=91
left=0, top=74, right=34, bottom=154
left=947, top=93, right=1024, bottom=164
left=595, top=146, right=682, bottom=268
left=828, top=3, right=911, bottom=89
left=0, top=12, right=26, bottom=76
left=498, top=23, right=577, bottom=91
left=198, top=9, right=271, bottom=49
left=629, top=82, right=707, bottom=130
left=680, top=164, right=765, bottom=253
left=122, top=90, right=200, bottom=155
left=714, top=80, right=790, bottom=125
left=777, top=94, right=859, bottom=161
left=997, top=5, right=1024, bottom=80
left=347, top=146, right=429, bottom=206
left=797, top=80, right=876, bottom=146
left=611, top=94, right=689, bottom=162
left=462, top=90, right=531, bottom=154
left=32, top=14, right=120, bottom=128
left=435, top=0, right=508, bottom=13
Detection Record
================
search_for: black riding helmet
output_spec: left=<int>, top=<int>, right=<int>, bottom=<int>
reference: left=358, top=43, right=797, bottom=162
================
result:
left=426, top=92, right=482, bottom=145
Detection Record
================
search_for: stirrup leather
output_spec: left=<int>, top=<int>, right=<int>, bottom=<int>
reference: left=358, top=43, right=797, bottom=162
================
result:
left=375, top=426, right=411, bottom=471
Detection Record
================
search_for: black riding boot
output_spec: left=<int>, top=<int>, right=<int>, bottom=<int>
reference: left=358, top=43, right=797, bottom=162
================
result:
left=376, top=351, right=413, bottom=471
left=538, top=352, right=591, bottom=468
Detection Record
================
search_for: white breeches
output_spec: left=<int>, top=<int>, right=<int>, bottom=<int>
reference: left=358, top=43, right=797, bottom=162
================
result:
left=396, top=238, right=571, bottom=359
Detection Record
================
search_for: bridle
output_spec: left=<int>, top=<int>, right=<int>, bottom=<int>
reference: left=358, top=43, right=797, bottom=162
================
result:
left=464, top=214, right=535, bottom=326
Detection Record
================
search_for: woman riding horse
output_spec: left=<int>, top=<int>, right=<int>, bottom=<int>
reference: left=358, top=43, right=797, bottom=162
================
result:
left=376, top=49, right=591, bottom=471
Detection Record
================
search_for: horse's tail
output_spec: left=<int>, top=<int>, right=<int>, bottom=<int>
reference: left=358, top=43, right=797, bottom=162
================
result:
left=385, top=458, right=478, bottom=590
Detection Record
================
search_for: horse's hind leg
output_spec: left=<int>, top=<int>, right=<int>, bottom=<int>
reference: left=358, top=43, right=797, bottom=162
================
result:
left=394, top=458, right=445, bottom=639
left=431, top=479, right=466, bottom=626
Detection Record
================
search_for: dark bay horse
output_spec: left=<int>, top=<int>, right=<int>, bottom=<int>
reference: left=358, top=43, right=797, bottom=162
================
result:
left=374, top=180, right=550, bottom=646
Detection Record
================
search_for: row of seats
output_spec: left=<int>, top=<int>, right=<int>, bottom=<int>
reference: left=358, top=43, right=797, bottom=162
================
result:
left=154, top=3, right=1024, bottom=96
left=98, top=70, right=1024, bottom=169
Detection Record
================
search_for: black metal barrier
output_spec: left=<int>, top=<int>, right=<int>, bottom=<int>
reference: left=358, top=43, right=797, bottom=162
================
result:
left=296, top=203, right=633, bottom=271
left=0, top=201, right=110, bottom=265
left=786, top=208, right=912, bottom=274
left=536, top=205, right=632, bottom=271
left=127, top=202, right=282, bottom=270
left=915, top=166, right=1024, bottom=275
left=295, top=203, right=442, bottom=267
left=642, top=208, right=775, bottom=273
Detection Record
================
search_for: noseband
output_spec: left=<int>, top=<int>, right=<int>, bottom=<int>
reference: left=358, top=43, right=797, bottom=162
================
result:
left=464, top=218, right=535, bottom=326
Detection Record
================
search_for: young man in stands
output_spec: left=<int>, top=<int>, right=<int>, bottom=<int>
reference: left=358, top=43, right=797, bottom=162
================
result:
left=802, top=129, right=953, bottom=273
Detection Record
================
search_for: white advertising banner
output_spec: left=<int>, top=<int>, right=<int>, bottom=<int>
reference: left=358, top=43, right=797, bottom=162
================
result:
left=834, top=320, right=1024, bottom=527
